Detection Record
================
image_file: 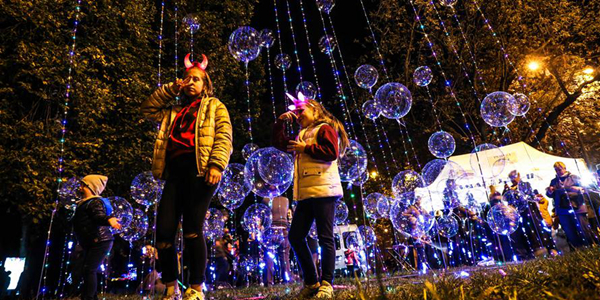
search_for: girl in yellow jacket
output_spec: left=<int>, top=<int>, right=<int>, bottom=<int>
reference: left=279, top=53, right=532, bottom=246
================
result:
left=141, top=54, right=232, bottom=300
left=273, top=96, right=349, bottom=299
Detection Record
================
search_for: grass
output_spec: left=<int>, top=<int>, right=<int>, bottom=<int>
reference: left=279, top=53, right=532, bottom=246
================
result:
left=94, top=247, right=600, bottom=300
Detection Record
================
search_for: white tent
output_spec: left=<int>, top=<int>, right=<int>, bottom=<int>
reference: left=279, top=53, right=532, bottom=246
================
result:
left=415, top=142, right=594, bottom=211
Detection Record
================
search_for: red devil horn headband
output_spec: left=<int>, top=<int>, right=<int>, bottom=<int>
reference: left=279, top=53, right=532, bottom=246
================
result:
left=184, top=53, right=208, bottom=71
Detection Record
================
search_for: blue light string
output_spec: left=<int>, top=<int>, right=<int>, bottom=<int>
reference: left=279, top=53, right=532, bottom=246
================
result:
left=265, top=48, right=278, bottom=120
left=157, top=0, right=165, bottom=87
left=357, top=0, right=390, bottom=81
left=284, top=0, right=304, bottom=82
left=273, top=0, right=289, bottom=92
left=298, top=0, right=323, bottom=98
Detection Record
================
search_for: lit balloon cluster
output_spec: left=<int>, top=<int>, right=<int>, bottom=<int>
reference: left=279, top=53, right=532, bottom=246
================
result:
left=244, top=147, right=294, bottom=199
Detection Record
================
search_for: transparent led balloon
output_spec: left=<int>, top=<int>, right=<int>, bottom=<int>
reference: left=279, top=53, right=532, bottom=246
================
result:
left=480, top=91, right=516, bottom=127
left=242, top=203, right=272, bottom=235
left=182, top=14, right=201, bottom=34
left=377, top=196, right=392, bottom=219
left=345, top=232, right=363, bottom=249
left=204, top=208, right=225, bottom=240
left=316, top=0, right=335, bottom=13
left=364, top=193, right=385, bottom=219
left=392, top=170, right=425, bottom=198
left=257, top=147, right=294, bottom=186
left=338, top=140, right=368, bottom=182
left=263, top=226, right=286, bottom=249
left=362, top=100, right=380, bottom=120
left=351, top=170, right=369, bottom=187
left=487, top=202, right=521, bottom=235
left=245, top=148, right=293, bottom=199
left=296, top=81, right=317, bottom=100
left=59, top=176, right=80, bottom=213
left=259, top=29, right=275, bottom=48
left=130, top=171, right=164, bottom=207
left=228, top=26, right=261, bottom=64
left=503, top=189, right=529, bottom=212
left=433, top=215, right=459, bottom=238
left=421, top=159, right=466, bottom=186
left=218, top=163, right=251, bottom=210
left=391, top=204, right=434, bottom=239
left=427, top=130, right=456, bottom=158
left=108, top=196, right=133, bottom=234
left=120, top=209, right=148, bottom=243
left=469, top=143, right=506, bottom=178
left=354, top=64, right=379, bottom=89
left=274, top=53, right=292, bottom=70
left=413, top=66, right=433, bottom=87
left=335, top=200, right=349, bottom=225
left=319, top=35, right=337, bottom=55
left=508, top=93, right=531, bottom=116
left=374, top=82, right=412, bottom=120
left=395, top=192, right=416, bottom=207
left=357, top=225, right=377, bottom=246
left=242, top=143, right=259, bottom=161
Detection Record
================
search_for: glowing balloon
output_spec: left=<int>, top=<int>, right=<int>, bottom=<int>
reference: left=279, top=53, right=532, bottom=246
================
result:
left=362, top=100, right=380, bottom=120
left=392, top=170, right=425, bottom=198
left=228, top=26, right=261, bottom=63
left=245, top=148, right=293, bottom=199
left=59, top=176, right=80, bottom=215
left=433, top=215, right=459, bottom=238
left=357, top=225, right=377, bottom=246
left=390, top=204, right=434, bottom=239
left=413, top=66, right=433, bottom=87
left=130, top=171, right=164, bottom=207
left=469, top=143, right=506, bottom=178
left=487, top=203, right=521, bottom=235
left=377, top=196, right=392, bottom=219
left=427, top=130, right=456, bottom=158
left=345, top=232, right=363, bottom=249
left=335, top=200, right=349, bottom=225
left=316, top=0, right=335, bottom=14
left=108, top=196, right=133, bottom=234
left=218, top=163, right=251, bottom=210
left=503, top=189, right=529, bottom=212
left=296, top=81, right=317, bottom=100
left=242, top=143, right=259, bottom=160
left=275, top=53, right=292, bottom=70
left=354, top=64, right=379, bottom=89
left=120, top=209, right=148, bottom=243
left=421, top=159, right=466, bottom=186
left=338, top=140, right=368, bottom=182
left=242, top=203, right=272, bottom=235
left=508, top=93, right=530, bottom=116
left=259, top=29, right=275, bottom=48
left=263, top=226, right=286, bottom=249
left=351, top=170, right=370, bottom=187
left=204, top=208, right=225, bottom=240
left=319, top=35, right=337, bottom=54
left=374, top=82, right=412, bottom=119
left=364, top=193, right=385, bottom=219
left=257, top=147, right=294, bottom=186
left=480, top=91, right=516, bottom=127
left=182, top=14, right=201, bottom=34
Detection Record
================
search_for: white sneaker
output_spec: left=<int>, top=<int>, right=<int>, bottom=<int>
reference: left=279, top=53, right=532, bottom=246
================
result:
left=183, top=288, right=205, bottom=300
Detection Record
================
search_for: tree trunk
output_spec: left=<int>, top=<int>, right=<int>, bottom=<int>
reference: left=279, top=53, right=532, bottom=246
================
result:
left=533, top=93, right=580, bottom=144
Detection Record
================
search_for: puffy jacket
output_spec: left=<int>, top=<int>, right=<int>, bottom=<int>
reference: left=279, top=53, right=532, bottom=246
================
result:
left=141, top=83, right=233, bottom=179
left=73, top=197, right=114, bottom=247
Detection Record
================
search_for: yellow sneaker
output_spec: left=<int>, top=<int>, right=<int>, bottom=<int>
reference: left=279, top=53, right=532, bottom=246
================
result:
left=296, top=282, right=321, bottom=299
left=182, top=288, right=204, bottom=300
left=315, top=281, right=334, bottom=299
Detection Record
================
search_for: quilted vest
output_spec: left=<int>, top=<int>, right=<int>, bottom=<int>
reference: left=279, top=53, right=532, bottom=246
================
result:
left=293, top=124, right=344, bottom=201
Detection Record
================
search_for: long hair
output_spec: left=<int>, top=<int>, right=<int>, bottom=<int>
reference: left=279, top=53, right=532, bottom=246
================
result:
left=305, top=99, right=350, bottom=154
left=182, top=67, right=214, bottom=100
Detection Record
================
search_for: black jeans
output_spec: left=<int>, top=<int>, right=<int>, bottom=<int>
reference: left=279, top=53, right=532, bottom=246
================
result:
left=156, top=154, right=218, bottom=285
left=288, top=197, right=337, bottom=285
left=81, top=240, right=113, bottom=300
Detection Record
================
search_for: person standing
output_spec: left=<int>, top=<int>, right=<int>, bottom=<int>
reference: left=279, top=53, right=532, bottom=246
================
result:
left=141, top=53, right=232, bottom=300
left=73, top=175, right=121, bottom=300
left=273, top=96, right=349, bottom=299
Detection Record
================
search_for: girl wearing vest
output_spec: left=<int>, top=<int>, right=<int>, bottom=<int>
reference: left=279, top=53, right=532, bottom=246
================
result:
left=272, top=96, right=349, bottom=299
left=141, top=54, right=233, bottom=300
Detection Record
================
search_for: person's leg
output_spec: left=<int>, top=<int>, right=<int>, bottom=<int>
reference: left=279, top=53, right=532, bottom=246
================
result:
left=288, top=199, right=318, bottom=285
left=155, top=178, right=183, bottom=289
left=312, top=197, right=336, bottom=284
left=81, top=241, right=113, bottom=300
left=182, top=177, right=217, bottom=290
left=559, top=213, right=584, bottom=248
left=279, top=233, right=292, bottom=282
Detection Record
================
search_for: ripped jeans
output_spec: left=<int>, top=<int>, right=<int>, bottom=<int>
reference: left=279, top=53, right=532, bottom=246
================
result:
left=156, top=154, right=218, bottom=285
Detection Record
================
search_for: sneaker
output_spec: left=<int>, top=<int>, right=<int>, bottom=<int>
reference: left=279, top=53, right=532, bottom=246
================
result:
left=315, top=281, right=334, bottom=299
left=296, top=282, right=320, bottom=299
left=183, top=288, right=205, bottom=300
left=162, top=290, right=182, bottom=300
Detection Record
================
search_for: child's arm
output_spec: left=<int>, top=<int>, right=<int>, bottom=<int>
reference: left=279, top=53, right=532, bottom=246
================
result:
left=304, top=125, right=339, bottom=162
left=272, top=118, right=292, bottom=152
left=140, top=82, right=179, bottom=122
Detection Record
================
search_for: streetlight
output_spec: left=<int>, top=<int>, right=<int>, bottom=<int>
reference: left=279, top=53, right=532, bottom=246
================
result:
left=527, top=61, right=541, bottom=71
left=583, top=67, right=594, bottom=75
left=370, top=171, right=378, bottom=178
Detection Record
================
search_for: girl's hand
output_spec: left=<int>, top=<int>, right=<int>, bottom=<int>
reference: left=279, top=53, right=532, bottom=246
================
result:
left=287, top=137, right=306, bottom=153
left=173, top=78, right=192, bottom=94
left=108, top=217, right=122, bottom=231
left=205, top=166, right=222, bottom=185
left=278, top=112, right=297, bottom=121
